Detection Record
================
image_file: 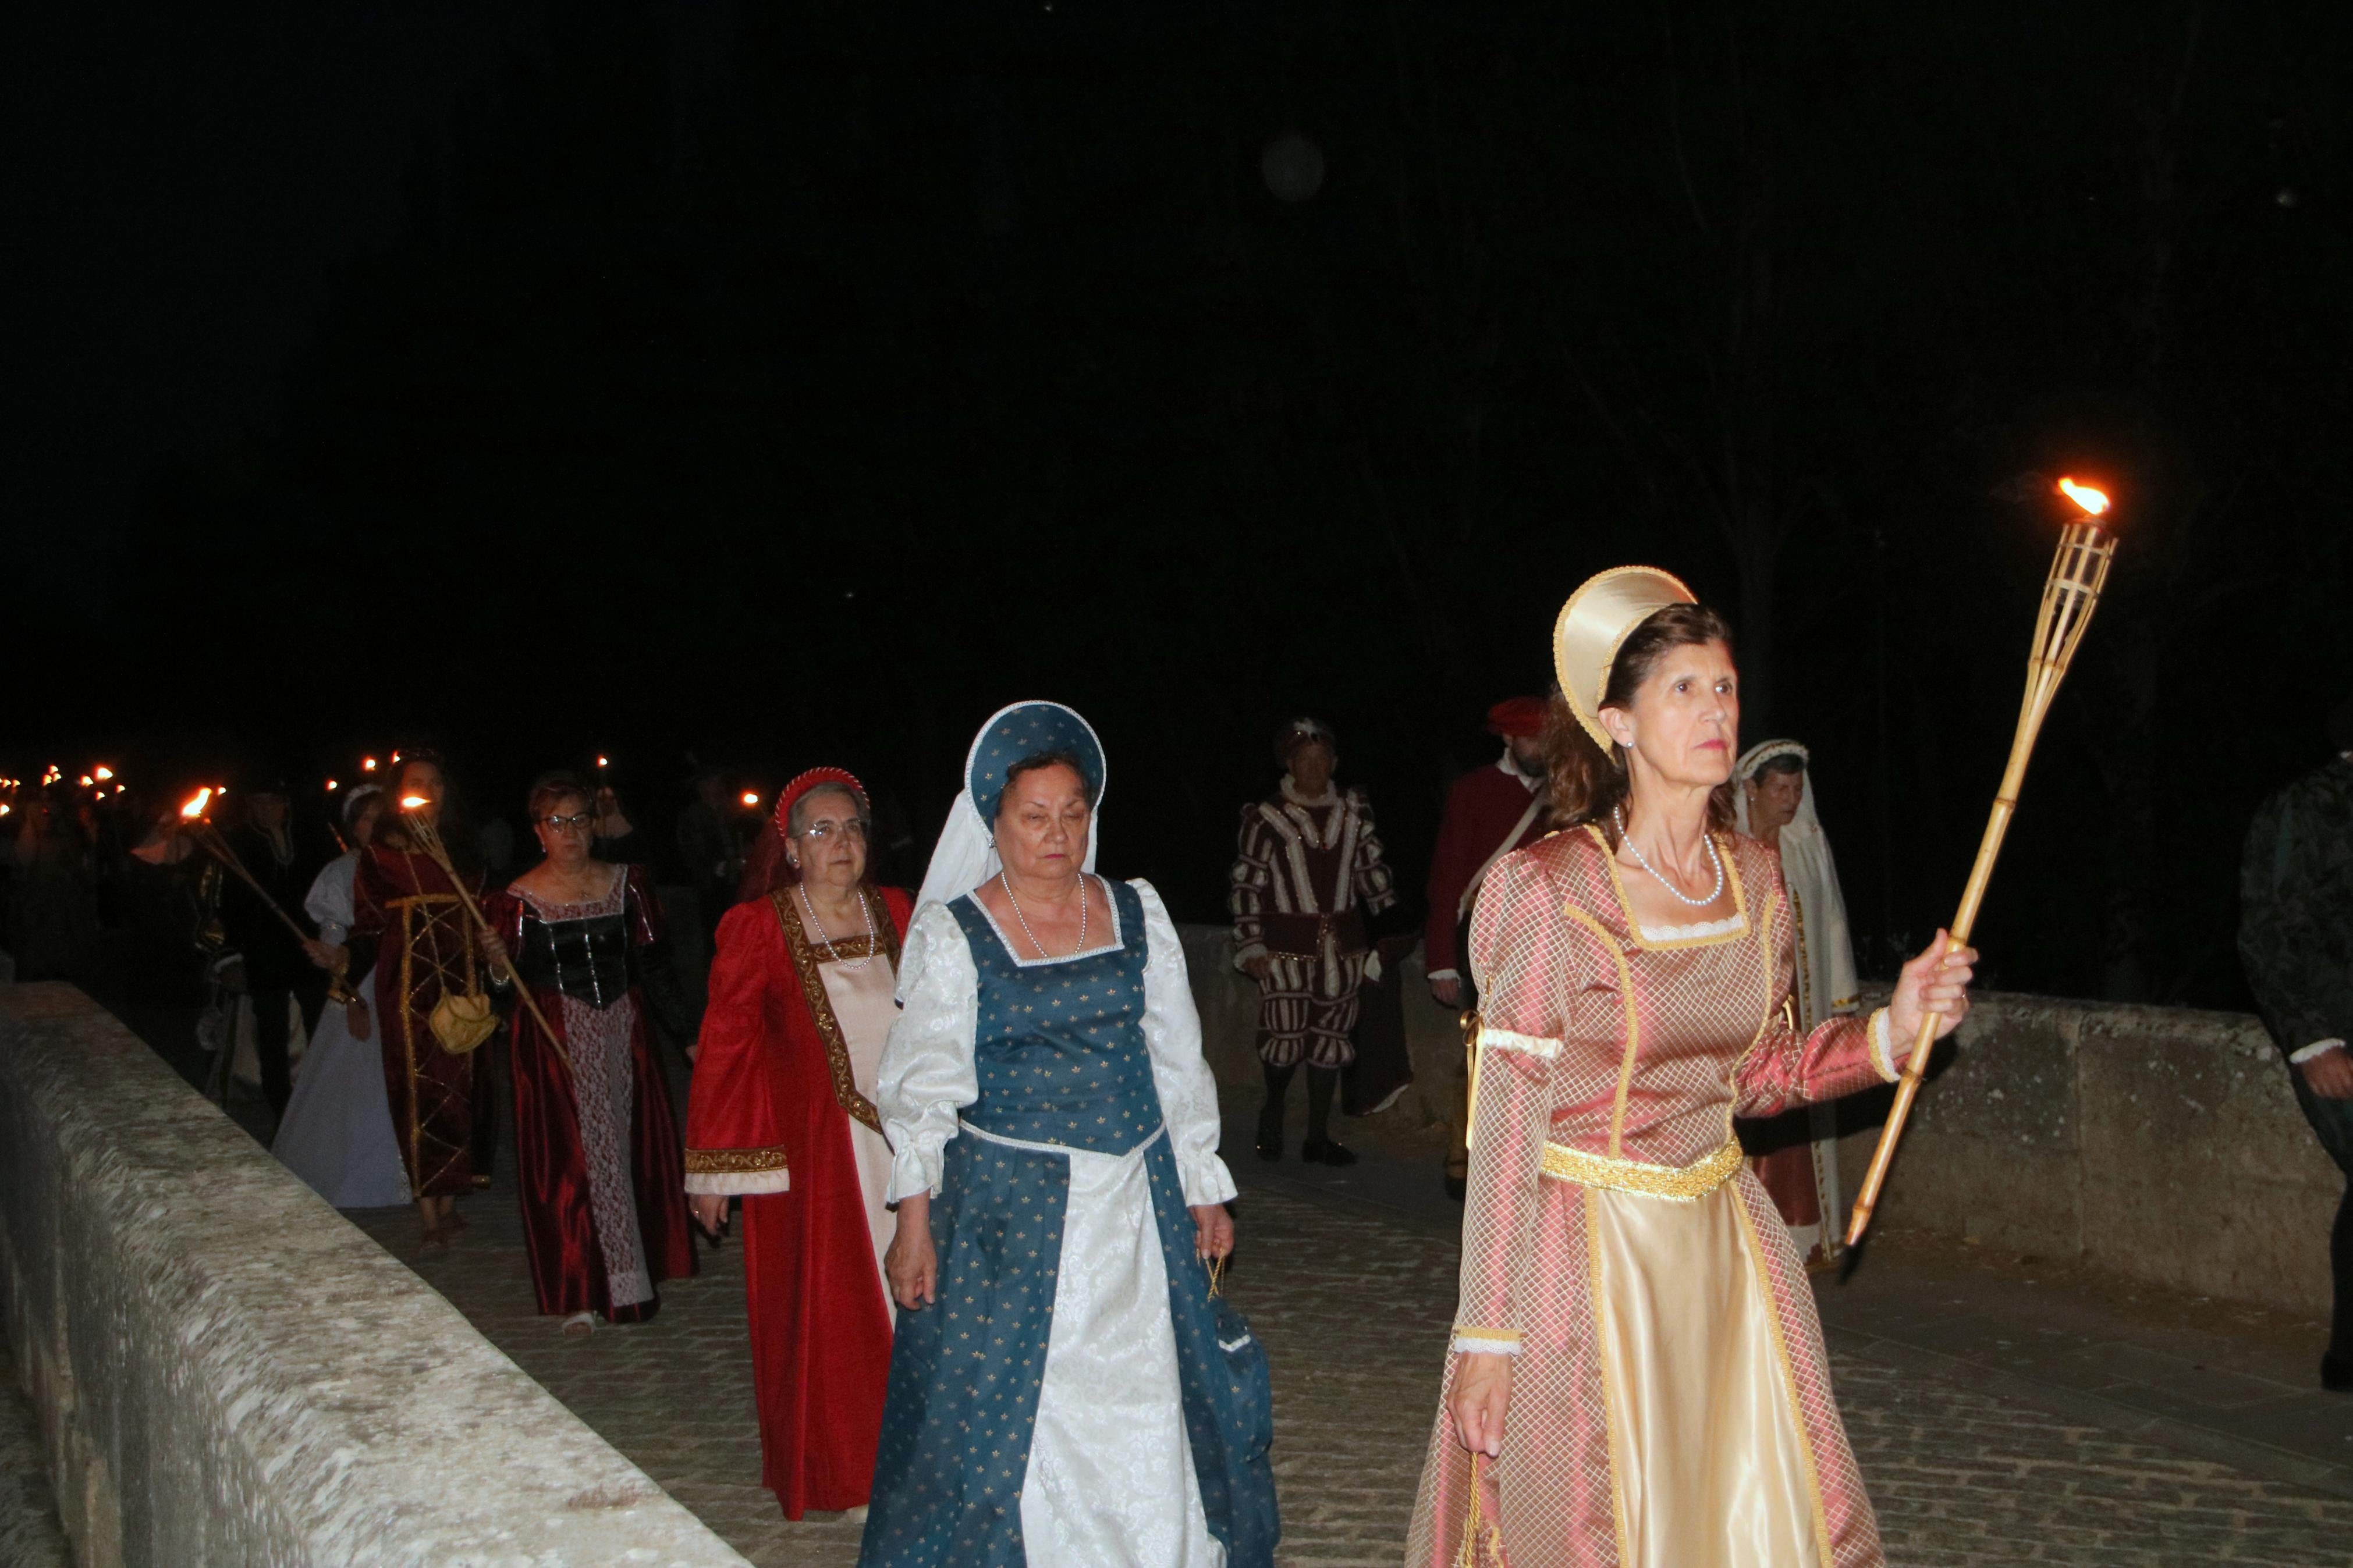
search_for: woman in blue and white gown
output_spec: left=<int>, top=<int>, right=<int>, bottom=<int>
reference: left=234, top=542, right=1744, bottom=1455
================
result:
left=272, top=785, right=411, bottom=1210
left=858, top=700, right=1276, bottom=1568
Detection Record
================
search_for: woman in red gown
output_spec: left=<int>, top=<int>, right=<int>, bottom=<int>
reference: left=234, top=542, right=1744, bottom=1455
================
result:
left=687, top=768, right=911, bottom=1520
left=350, top=753, right=494, bottom=1249
left=485, top=773, right=697, bottom=1334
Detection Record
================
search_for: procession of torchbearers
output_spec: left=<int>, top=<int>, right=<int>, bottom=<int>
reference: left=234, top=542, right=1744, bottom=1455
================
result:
left=24, top=538, right=2100, bottom=1567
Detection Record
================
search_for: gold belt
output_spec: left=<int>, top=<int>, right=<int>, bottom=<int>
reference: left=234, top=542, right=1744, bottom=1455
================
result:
left=1539, top=1137, right=1743, bottom=1201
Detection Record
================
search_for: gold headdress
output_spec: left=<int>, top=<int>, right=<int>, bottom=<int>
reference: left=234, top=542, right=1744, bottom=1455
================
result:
left=1551, top=566, right=1697, bottom=752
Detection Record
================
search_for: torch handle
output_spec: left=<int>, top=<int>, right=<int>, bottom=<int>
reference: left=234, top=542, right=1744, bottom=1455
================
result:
left=1843, top=792, right=2017, bottom=1249
left=191, top=825, right=317, bottom=948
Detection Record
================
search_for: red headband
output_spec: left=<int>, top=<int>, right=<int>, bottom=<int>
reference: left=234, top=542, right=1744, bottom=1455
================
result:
left=772, top=767, right=868, bottom=840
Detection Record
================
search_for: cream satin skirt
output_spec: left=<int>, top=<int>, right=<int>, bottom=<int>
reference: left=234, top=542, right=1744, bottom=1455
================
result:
left=1588, top=1181, right=1826, bottom=1567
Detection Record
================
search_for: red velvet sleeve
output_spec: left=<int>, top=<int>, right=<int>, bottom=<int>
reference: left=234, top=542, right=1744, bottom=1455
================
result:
left=623, top=862, right=663, bottom=947
left=878, top=884, right=915, bottom=943
left=683, top=897, right=792, bottom=1194
left=1731, top=849, right=1895, bottom=1116
left=347, top=847, right=390, bottom=976
left=1423, top=773, right=1483, bottom=977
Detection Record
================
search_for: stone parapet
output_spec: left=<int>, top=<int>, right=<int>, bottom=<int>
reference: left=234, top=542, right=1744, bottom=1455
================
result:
left=1834, top=989, right=2341, bottom=1317
left=1174, top=925, right=2342, bottom=1316
left=0, top=982, right=751, bottom=1568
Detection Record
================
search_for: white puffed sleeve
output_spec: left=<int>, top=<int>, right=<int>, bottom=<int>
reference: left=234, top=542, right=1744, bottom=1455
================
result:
left=1131, top=879, right=1238, bottom=1207
left=877, top=901, right=981, bottom=1203
left=304, top=852, right=360, bottom=947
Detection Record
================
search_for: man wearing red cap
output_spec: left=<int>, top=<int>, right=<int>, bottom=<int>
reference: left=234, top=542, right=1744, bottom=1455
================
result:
left=1423, top=696, right=1551, bottom=1197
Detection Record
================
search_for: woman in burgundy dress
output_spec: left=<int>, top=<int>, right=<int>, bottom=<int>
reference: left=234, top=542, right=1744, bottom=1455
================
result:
left=350, top=753, right=495, bottom=1250
left=485, top=772, right=695, bottom=1334
left=686, top=768, right=911, bottom=1519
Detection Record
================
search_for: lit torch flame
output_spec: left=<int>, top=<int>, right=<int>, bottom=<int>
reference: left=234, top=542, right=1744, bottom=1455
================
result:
left=78, top=776, right=93, bottom=788
left=400, top=795, right=429, bottom=809
left=597, top=755, right=610, bottom=770
left=741, top=791, right=761, bottom=807
left=182, top=788, right=214, bottom=820
left=2057, top=477, right=2111, bottom=517
left=94, top=766, right=114, bottom=781
left=325, top=779, right=339, bottom=791
left=362, top=756, right=378, bottom=773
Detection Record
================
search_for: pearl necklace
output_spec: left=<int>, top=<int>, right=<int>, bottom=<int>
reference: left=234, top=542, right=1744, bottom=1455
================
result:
left=1613, top=807, right=1725, bottom=908
left=1000, top=870, right=1088, bottom=960
left=797, top=882, right=878, bottom=970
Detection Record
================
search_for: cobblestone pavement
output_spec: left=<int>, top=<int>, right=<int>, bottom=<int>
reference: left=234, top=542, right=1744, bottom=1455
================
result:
left=356, top=1157, right=2353, bottom=1568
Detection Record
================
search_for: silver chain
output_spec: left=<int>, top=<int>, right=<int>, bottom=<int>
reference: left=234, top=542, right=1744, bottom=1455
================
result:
left=1612, top=807, right=1725, bottom=908
left=797, top=881, right=878, bottom=970
left=1000, top=870, right=1088, bottom=959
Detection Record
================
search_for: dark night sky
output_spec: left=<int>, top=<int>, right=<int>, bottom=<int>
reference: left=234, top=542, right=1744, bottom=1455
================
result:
left=14, top=2, right=2353, bottom=1007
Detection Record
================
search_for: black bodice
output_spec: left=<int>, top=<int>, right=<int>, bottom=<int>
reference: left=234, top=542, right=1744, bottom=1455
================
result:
left=518, top=909, right=634, bottom=1009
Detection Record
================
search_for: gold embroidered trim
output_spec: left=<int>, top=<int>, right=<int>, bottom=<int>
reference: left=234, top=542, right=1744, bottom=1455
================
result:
left=685, top=1146, right=791, bottom=1174
left=1450, top=1325, right=1521, bottom=1342
left=1540, top=1137, right=1743, bottom=1201
left=773, top=886, right=900, bottom=1135
left=1564, top=901, right=1642, bottom=1158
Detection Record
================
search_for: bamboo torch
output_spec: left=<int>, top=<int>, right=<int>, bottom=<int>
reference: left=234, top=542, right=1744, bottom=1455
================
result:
left=179, top=789, right=358, bottom=1005
left=1844, top=477, right=2120, bottom=1248
left=395, top=795, right=573, bottom=1072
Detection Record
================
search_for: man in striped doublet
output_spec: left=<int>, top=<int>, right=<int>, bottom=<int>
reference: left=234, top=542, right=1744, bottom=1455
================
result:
left=1230, top=717, right=1397, bottom=1166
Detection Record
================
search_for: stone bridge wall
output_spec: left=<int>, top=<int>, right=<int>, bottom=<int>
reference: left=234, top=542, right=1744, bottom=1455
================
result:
left=0, top=982, right=750, bottom=1568
left=1176, top=925, right=2343, bottom=1317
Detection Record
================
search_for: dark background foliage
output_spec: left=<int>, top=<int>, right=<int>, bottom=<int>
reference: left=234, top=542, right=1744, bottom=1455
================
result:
left=15, top=1, right=2352, bottom=1004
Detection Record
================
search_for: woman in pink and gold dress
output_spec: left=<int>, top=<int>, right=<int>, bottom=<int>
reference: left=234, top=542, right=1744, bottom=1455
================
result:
left=1407, top=567, right=1976, bottom=1568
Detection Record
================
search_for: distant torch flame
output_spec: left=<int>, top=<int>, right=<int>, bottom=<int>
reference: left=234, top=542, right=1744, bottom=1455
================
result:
left=742, top=791, right=761, bottom=807
left=597, top=755, right=609, bottom=769
left=362, top=756, right=378, bottom=772
left=182, top=788, right=214, bottom=819
left=94, top=767, right=113, bottom=781
left=400, top=795, right=429, bottom=809
left=325, top=779, right=339, bottom=791
left=2056, top=477, right=2111, bottom=517
left=78, top=776, right=92, bottom=788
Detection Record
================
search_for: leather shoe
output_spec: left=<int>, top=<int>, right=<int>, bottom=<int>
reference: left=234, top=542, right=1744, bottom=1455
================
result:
left=1255, top=1103, right=1283, bottom=1163
left=1301, top=1136, right=1357, bottom=1168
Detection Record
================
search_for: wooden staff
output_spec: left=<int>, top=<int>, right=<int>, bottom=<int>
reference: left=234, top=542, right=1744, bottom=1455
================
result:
left=395, top=803, right=573, bottom=1074
left=182, top=813, right=357, bottom=1005
left=1844, top=481, right=2119, bottom=1248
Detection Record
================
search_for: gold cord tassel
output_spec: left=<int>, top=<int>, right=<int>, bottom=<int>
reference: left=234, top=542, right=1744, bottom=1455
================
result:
left=1454, top=1450, right=1502, bottom=1567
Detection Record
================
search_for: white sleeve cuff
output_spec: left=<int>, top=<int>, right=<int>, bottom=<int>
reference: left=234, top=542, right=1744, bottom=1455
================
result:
left=1451, top=1334, right=1522, bottom=1357
left=886, top=1142, right=948, bottom=1204
left=2292, top=1039, right=2348, bottom=1065
left=684, top=1169, right=790, bottom=1196
left=1869, top=1008, right=1902, bottom=1082
left=1426, top=967, right=1460, bottom=983
left=1180, top=1153, right=1239, bottom=1208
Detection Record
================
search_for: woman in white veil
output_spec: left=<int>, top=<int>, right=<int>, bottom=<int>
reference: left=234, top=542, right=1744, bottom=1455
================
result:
left=1736, top=739, right=1861, bottom=1268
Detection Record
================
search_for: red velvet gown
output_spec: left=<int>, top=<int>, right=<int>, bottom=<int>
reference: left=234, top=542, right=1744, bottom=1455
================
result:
left=352, top=844, right=493, bottom=1199
left=486, top=863, right=697, bottom=1322
left=687, top=883, right=912, bottom=1517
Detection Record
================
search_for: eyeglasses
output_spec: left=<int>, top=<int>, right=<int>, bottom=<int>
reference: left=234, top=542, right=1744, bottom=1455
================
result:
left=540, top=812, right=595, bottom=834
left=800, top=819, right=869, bottom=844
